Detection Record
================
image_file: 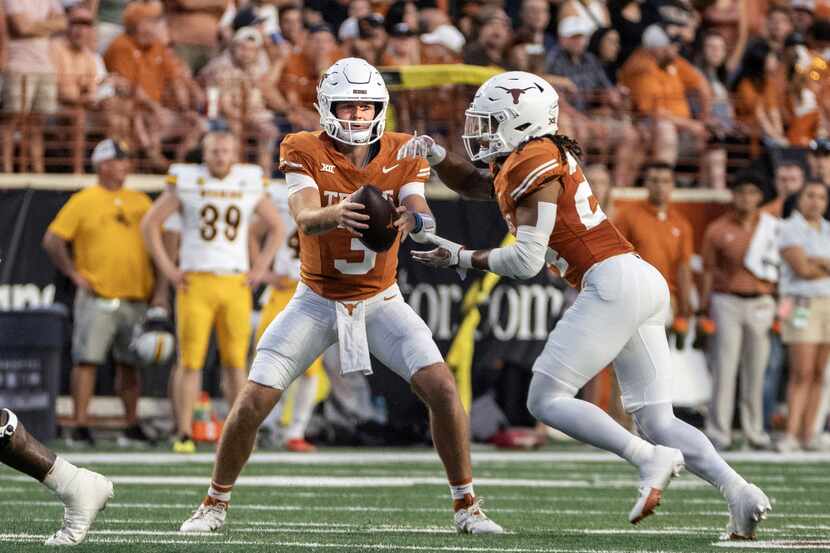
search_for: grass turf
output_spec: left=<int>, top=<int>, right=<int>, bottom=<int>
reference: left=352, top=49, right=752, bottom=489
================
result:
left=0, top=446, right=828, bottom=552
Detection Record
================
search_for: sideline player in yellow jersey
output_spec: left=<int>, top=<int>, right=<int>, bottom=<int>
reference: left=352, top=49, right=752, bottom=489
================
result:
left=178, top=57, right=502, bottom=535
left=402, top=71, right=771, bottom=539
left=141, top=130, right=284, bottom=453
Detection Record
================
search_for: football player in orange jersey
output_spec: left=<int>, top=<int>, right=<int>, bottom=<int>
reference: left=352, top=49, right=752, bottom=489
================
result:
left=402, top=71, right=771, bottom=539
left=179, top=58, right=502, bottom=535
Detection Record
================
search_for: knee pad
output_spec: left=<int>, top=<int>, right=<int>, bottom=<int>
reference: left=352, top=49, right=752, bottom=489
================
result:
left=0, top=408, right=18, bottom=448
left=526, top=373, right=576, bottom=420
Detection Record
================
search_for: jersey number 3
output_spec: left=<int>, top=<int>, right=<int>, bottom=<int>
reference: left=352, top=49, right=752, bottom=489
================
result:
left=200, top=203, right=241, bottom=242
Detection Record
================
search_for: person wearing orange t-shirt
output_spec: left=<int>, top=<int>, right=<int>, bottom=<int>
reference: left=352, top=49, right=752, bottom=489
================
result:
left=279, top=23, right=343, bottom=131
left=614, top=162, right=694, bottom=319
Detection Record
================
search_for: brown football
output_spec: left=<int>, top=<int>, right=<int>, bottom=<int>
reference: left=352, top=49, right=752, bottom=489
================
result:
left=352, top=184, right=398, bottom=252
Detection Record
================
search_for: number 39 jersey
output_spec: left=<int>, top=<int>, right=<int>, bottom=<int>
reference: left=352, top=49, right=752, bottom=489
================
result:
left=167, top=163, right=266, bottom=273
left=279, top=131, right=430, bottom=301
left=493, top=138, right=633, bottom=288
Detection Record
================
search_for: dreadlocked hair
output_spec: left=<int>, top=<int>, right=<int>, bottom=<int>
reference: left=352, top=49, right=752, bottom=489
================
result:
left=518, top=134, right=583, bottom=160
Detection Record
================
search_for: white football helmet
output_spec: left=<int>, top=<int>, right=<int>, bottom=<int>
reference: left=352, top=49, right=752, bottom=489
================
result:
left=315, top=57, right=389, bottom=146
left=463, top=71, right=559, bottom=163
left=131, top=307, right=175, bottom=367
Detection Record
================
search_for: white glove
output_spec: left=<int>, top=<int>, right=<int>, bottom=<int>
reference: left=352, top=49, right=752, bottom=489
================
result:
left=396, top=132, right=447, bottom=166
left=411, top=234, right=469, bottom=279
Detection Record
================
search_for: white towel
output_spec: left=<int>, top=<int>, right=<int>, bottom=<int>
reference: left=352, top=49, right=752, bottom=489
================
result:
left=744, top=212, right=780, bottom=283
left=335, top=300, right=373, bottom=377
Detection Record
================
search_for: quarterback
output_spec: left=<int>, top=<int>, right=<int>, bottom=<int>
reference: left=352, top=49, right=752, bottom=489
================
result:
left=178, top=58, right=502, bottom=535
left=141, top=130, right=284, bottom=453
left=403, top=71, right=771, bottom=539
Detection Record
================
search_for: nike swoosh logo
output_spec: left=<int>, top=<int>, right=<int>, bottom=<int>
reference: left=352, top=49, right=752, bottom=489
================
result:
left=382, top=164, right=400, bottom=174
left=383, top=295, right=397, bottom=301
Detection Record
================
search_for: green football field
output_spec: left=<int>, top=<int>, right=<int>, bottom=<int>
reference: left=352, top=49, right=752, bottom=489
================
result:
left=1, top=447, right=829, bottom=552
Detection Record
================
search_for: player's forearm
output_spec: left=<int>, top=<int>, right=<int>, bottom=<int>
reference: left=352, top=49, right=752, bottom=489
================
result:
left=432, top=150, right=493, bottom=200
left=141, top=224, right=178, bottom=277
left=252, top=225, right=283, bottom=275
left=294, top=205, right=340, bottom=236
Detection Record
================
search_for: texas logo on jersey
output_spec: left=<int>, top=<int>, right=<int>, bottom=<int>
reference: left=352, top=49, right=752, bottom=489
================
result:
left=493, top=138, right=633, bottom=288
left=279, top=131, right=430, bottom=301
left=167, top=163, right=266, bottom=274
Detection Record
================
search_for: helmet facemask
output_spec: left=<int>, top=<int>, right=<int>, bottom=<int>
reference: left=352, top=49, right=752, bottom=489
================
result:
left=463, top=108, right=516, bottom=163
left=318, top=99, right=387, bottom=146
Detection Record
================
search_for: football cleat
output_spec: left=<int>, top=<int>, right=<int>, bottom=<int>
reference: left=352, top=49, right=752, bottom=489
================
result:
left=45, top=469, right=113, bottom=546
left=173, top=436, right=196, bottom=454
left=180, top=496, right=228, bottom=533
left=629, top=445, right=685, bottom=524
left=285, top=438, right=317, bottom=453
left=454, top=498, right=504, bottom=534
left=724, top=483, right=771, bottom=540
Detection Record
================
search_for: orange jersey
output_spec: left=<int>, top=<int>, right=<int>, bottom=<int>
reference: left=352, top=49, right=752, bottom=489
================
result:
left=493, top=138, right=633, bottom=288
left=279, top=131, right=430, bottom=301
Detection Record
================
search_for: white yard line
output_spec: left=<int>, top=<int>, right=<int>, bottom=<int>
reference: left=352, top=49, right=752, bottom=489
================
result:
left=0, top=533, right=676, bottom=553
left=714, top=540, right=830, bottom=549
left=50, top=450, right=830, bottom=465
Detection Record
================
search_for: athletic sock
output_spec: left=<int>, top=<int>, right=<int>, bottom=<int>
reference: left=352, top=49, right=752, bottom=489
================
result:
left=43, top=457, right=79, bottom=496
left=207, top=481, right=233, bottom=503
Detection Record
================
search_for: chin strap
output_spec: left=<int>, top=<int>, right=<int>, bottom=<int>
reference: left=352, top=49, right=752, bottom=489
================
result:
left=0, top=408, right=18, bottom=448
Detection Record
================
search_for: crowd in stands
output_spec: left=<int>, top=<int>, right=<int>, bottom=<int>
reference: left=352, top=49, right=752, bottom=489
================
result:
left=0, top=0, right=828, bottom=182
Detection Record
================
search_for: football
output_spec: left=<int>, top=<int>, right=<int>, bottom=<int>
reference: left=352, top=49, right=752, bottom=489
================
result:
left=352, top=184, right=398, bottom=252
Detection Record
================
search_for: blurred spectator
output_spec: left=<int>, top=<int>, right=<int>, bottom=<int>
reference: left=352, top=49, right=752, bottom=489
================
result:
left=811, top=19, right=830, bottom=61
left=279, top=5, right=306, bottom=52
left=614, top=162, right=694, bottom=317
left=546, top=16, right=642, bottom=187
left=163, top=0, right=228, bottom=74
left=349, top=13, right=387, bottom=66
left=42, top=139, right=165, bottom=446
left=0, top=4, right=6, bottom=71
left=1, top=0, right=66, bottom=173
left=809, top=138, right=830, bottom=185
left=337, top=0, right=371, bottom=42
left=784, top=37, right=826, bottom=147
left=104, top=1, right=206, bottom=167
left=588, top=27, right=622, bottom=84
left=695, top=31, right=739, bottom=143
left=88, top=0, right=130, bottom=52
left=51, top=8, right=99, bottom=109
left=765, top=6, right=794, bottom=55
left=791, top=0, right=816, bottom=37
left=584, top=163, right=613, bottom=215
left=763, top=161, right=806, bottom=217
left=558, top=0, right=610, bottom=35
left=516, top=0, right=555, bottom=52
left=419, top=0, right=466, bottom=55
left=200, top=27, right=283, bottom=171
left=701, top=0, right=744, bottom=52
left=618, top=25, right=724, bottom=188
left=279, top=23, right=342, bottom=130
left=385, top=0, right=418, bottom=33
left=777, top=181, right=830, bottom=451
left=608, top=0, right=660, bottom=67
left=462, top=7, right=512, bottom=67
left=507, top=29, right=547, bottom=74
left=732, top=39, right=787, bottom=148
left=700, top=172, right=776, bottom=450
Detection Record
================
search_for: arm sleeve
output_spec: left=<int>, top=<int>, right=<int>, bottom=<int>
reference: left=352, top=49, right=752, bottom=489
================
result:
left=399, top=158, right=430, bottom=202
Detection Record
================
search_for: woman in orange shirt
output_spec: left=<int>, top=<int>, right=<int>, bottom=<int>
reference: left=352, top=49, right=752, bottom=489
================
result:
left=732, top=39, right=788, bottom=147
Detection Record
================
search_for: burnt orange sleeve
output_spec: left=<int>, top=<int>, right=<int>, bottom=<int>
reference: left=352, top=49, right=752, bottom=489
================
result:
left=504, top=145, right=566, bottom=204
left=278, top=134, right=315, bottom=177
left=103, top=36, right=134, bottom=79
left=675, top=57, right=709, bottom=98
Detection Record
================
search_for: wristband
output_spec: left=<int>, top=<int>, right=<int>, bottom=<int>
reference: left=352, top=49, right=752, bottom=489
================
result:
left=458, top=249, right=474, bottom=270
